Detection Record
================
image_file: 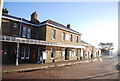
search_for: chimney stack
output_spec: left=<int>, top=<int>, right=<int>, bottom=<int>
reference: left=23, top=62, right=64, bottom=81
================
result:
left=2, top=8, right=8, bottom=14
left=31, top=11, right=39, bottom=24
left=67, top=24, right=71, bottom=28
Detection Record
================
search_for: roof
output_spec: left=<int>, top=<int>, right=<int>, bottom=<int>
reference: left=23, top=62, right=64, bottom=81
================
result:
left=40, top=19, right=82, bottom=35
left=2, top=14, right=81, bottom=35
left=2, top=14, right=37, bottom=26
left=81, top=40, right=92, bottom=46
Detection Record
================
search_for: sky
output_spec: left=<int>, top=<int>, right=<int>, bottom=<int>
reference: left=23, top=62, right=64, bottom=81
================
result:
left=3, top=2, right=118, bottom=52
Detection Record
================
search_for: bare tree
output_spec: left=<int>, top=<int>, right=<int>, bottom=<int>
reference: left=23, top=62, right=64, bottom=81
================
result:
left=98, top=42, right=114, bottom=55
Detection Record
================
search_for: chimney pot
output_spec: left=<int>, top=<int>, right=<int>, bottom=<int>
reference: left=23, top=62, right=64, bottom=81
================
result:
left=67, top=24, right=71, bottom=28
left=31, top=11, right=39, bottom=24
left=2, top=8, right=8, bottom=14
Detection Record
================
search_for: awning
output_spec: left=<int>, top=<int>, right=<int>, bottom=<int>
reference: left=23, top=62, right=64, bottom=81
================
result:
left=0, top=35, right=85, bottom=49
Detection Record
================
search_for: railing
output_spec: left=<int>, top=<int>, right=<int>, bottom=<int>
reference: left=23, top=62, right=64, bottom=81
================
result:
left=0, top=35, right=85, bottom=48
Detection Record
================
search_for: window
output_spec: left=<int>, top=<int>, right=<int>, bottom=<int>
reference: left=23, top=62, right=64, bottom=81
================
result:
left=14, top=23, right=17, bottom=28
left=76, top=36, right=79, bottom=43
left=62, top=32, right=65, bottom=41
left=69, top=34, right=72, bottom=42
left=26, top=48, right=30, bottom=59
left=52, top=30, right=56, bottom=40
left=3, top=47, right=7, bottom=55
left=51, top=48, right=54, bottom=58
left=21, top=47, right=25, bottom=59
left=27, top=28, right=31, bottom=38
left=22, top=27, right=26, bottom=37
left=76, top=49, right=78, bottom=57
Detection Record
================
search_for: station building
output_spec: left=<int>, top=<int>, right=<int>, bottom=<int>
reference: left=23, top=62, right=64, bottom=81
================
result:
left=1, top=9, right=100, bottom=65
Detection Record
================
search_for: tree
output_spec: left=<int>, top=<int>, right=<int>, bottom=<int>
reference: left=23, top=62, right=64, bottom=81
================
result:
left=98, top=42, right=114, bottom=55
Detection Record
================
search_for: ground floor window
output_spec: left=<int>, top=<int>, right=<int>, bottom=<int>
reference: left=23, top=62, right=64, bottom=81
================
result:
left=26, top=47, right=30, bottom=59
left=76, top=49, right=78, bottom=57
left=3, top=47, right=7, bottom=55
left=61, top=49, right=65, bottom=57
left=21, top=47, right=25, bottom=59
left=21, top=47, right=30, bottom=59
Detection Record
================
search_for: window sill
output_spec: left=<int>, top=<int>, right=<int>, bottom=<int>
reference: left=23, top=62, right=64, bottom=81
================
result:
left=50, top=58, right=54, bottom=60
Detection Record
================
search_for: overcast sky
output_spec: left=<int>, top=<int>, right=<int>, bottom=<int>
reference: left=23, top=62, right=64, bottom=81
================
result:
left=3, top=2, right=118, bottom=52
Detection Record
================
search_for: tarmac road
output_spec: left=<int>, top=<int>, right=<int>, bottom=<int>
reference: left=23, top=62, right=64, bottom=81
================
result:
left=2, top=55, right=119, bottom=79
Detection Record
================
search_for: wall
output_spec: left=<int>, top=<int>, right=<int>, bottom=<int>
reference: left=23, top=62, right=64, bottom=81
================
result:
left=46, top=25, right=81, bottom=46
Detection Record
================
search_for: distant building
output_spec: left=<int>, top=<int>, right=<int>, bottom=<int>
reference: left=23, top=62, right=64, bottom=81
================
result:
left=81, top=40, right=101, bottom=59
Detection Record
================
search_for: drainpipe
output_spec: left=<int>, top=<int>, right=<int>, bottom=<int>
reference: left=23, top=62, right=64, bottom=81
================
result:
left=19, top=18, right=22, bottom=37
left=16, top=18, right=22, bottom=66
left=16, top=42, right=19, bottom=66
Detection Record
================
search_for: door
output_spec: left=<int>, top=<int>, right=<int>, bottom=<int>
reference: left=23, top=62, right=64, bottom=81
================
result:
left=20, top=47, right=30, bottom=63
left=65, top=48, right=69, bottom=60
left=38, top=49, right=43, bottom=63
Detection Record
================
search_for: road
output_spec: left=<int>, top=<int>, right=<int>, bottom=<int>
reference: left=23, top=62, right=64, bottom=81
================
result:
left=2, top=54, right=119, bottom=79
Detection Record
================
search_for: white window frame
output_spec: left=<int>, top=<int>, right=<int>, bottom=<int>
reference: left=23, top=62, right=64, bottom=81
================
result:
left=27, top=28, right=31, bottom=38
left=22, top=27, right=27, bottom=38
left=52, top=29, right=56, bottom=40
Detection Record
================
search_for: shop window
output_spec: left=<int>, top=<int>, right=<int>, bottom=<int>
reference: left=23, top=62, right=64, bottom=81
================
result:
left=22, top=27, right=27, bottom=38
left=52, top=29, right=56, bottom=40
left=27, top=28, right=31, bottom=38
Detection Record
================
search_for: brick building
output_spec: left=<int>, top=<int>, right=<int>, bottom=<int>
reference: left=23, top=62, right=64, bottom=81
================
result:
left=1, top=9, right=100, bottom=65
left=81, top=40, right=101, bottom=59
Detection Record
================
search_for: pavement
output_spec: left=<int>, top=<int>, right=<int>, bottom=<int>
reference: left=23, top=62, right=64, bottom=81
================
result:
left=2, top=58, right=100, bottom=74
left=2, top=56, right=119, bottom=79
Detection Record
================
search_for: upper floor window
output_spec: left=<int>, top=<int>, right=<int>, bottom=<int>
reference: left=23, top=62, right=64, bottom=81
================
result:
left=52, top=29, right=56, bottom=40
left=76, top=36, right=79, bottom=43
left=62, top=32, right=65, bottom=41
left=27, top=28, right=31, bottom=38
left=69, top=34, right=73, bottom=42
left=14, top=23, right=17, bottom=28
left=22, top=27, right=26, bottom=38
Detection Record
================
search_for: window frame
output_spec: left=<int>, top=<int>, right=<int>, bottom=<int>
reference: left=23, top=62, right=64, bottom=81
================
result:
left=76, top=36, right=79, bottom=43
left=52, top=29, right=56, bottom=40
left=62, top=32, right=65, bottom=41
left=69, top=34, right=73, bottom=42
left=22, top=27, right=27, bottom=38
left=27, top=28, right=31, bottom=38
left=21, top=47, right=25, bottom=59
left=26, top=47, right=30, bottom=59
